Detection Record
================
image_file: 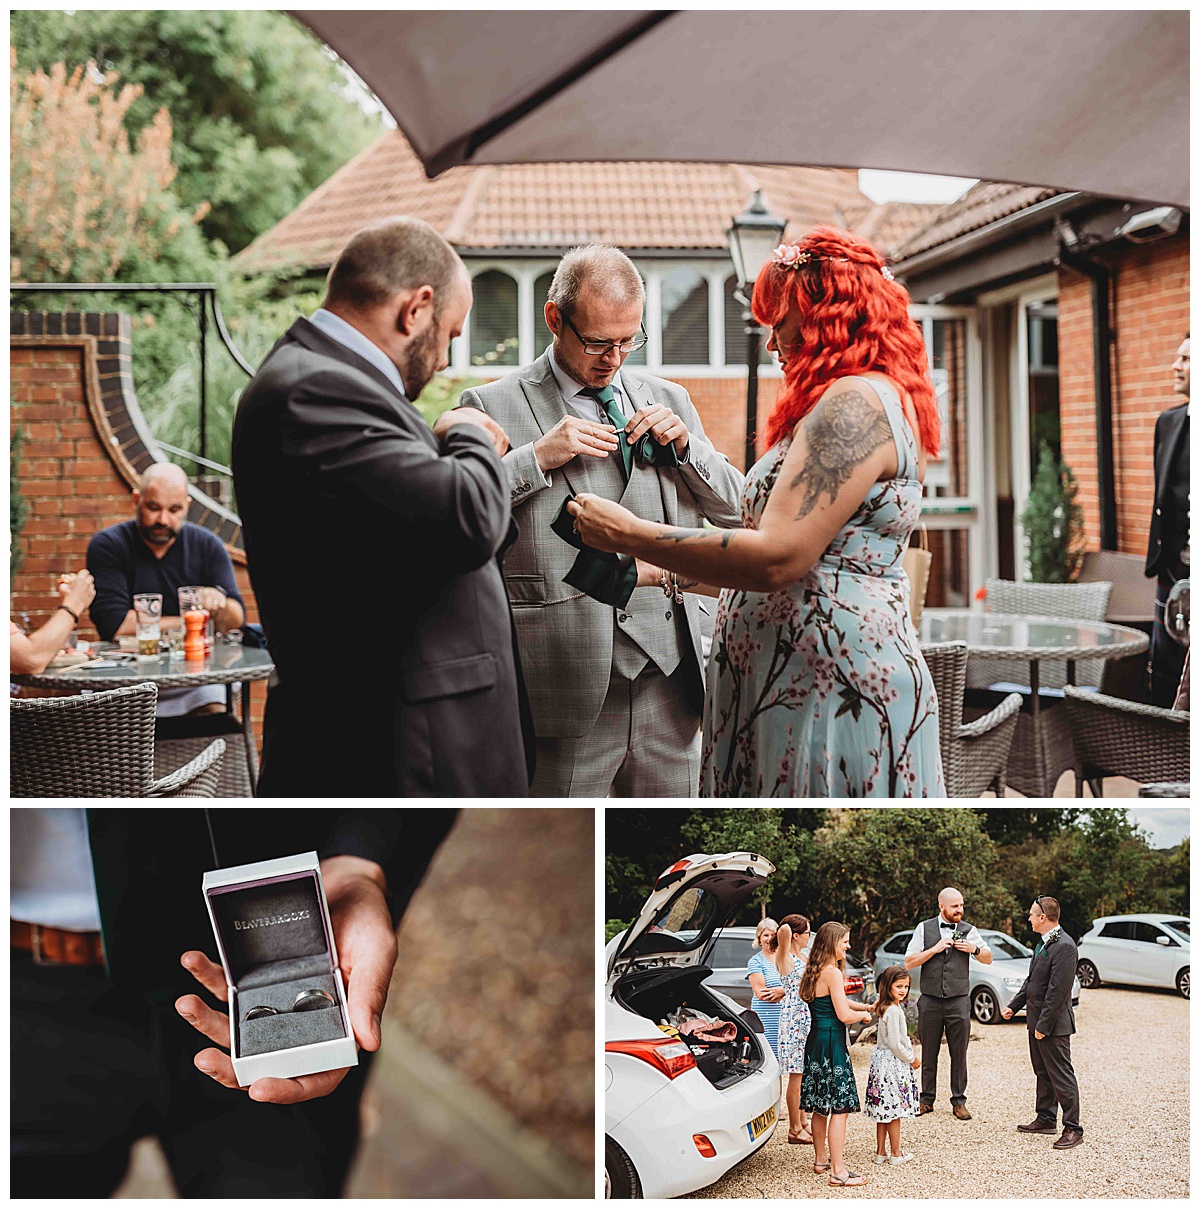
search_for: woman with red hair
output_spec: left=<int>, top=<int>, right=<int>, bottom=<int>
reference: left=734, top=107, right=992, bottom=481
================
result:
left=568, top=226, right=944, bottom=797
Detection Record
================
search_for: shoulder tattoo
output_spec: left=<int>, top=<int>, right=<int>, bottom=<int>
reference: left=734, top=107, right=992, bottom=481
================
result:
left=789, top=388, right=893, bottom=519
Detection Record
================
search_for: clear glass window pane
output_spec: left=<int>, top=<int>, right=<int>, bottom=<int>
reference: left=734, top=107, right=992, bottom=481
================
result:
left=469, top=270, right=519, bottom=367
left=660, top=268, right=709, bottom=365
left=724, top=275, right=771, bottom=367
left=923, top=316, right=969, bottom=499
left=533, top=271, right=554, bottom=359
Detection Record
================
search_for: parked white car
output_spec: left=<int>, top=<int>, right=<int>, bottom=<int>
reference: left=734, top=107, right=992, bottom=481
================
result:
left=872, top=928, right=1081, bottom=1024
left=1075, top=914, right=1189, bottom=998
left=605, top=853, right=782, bottom=1199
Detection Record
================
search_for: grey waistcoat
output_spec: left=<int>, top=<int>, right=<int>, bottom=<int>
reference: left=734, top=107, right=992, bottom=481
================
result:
left=922, top=916, right=972, bottom=998
left=587, top=447, right=688, bottom=681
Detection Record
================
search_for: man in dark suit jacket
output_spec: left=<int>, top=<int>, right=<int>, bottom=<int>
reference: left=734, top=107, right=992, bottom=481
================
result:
left=231, top=216, right=532, bottom=795
left=11, top=807, right=456, bottom=1197
left=1145, top=334, right=1190, bottom=707
left=1002, top=895, right=1083, bottom=1149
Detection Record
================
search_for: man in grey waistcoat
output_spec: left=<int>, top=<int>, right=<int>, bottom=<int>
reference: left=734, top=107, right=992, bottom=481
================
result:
left=1002, top=895, right=1083, bottom=1149
left=905, top=886, right=992, bottom=1119
left=459, top=245, right=743, bottom=796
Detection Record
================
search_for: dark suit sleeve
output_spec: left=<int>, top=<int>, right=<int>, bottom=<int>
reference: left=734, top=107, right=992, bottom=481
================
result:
left=319, top=808, right=459, bottom=927
left=283, top=370, right=511, bottom=573
left=1007, top=978, right=1029, bottom=1017
left=86, top=529, right=132, bottom=641
left=1035, top=943, right=1075, bottom=1035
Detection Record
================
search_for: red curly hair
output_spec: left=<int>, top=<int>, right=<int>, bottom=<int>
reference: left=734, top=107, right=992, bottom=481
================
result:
left=751, top=226, right=940, bottom=457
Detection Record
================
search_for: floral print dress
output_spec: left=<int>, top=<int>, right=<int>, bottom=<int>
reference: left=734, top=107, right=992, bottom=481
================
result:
left=800, top=994, right=860, bottom=1116
left=700, top=375, right=944, bottom=797
left=776, top=959, right=811, bottom=1075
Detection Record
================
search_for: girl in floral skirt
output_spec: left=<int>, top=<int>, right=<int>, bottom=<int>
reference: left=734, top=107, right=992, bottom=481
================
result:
left=864, top=965, right=920, bottom=1164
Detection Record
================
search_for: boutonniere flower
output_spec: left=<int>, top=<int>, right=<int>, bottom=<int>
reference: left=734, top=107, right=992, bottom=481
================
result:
left=1043, top=929, right=1060, bottom=947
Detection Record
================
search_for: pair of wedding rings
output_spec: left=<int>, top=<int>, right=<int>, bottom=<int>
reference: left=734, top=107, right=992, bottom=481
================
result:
left=244, top=988, right=334, bottom=1020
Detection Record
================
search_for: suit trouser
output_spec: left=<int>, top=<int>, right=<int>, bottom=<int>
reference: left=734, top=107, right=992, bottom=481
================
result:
left=1028, top=1029, right=1081, bottom=1132
left=531, top=663, right=700, bottom=797
left=917, top=993, right=970, bottom=1106
left=11, top=952, right=370, bottom=1197
left=1150, top=580, right=1187, bottom=708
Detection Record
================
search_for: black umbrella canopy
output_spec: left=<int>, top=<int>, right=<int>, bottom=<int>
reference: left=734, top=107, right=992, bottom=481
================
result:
left=293, top=9, right=1188, bottom=207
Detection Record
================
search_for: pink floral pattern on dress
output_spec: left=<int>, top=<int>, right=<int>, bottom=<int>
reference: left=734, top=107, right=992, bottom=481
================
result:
left=700, top=378, right=944, bottom=797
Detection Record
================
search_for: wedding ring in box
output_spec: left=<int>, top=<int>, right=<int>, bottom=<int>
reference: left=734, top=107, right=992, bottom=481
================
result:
left=202, top=850, right=358, bottom=1085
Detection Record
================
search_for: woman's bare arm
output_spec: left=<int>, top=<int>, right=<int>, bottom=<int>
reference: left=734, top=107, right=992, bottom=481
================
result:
left=825, top=965, right=870, bottom=1025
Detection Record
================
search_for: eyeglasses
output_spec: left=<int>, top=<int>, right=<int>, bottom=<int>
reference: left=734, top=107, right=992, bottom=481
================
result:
left=562, top=311, right=648, bottom=356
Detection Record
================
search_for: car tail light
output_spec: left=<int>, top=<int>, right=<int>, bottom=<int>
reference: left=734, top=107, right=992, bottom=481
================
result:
left=655, top=858, right=692, bottom=888
left=606, top=1037, right=698, bottom=1080
left=843, top=975, right=865, bottom=995
left=693, top=1134, right=717, bottom=1158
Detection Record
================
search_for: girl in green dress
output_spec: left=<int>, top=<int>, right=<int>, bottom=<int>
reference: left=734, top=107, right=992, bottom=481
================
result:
left=798, top=922, right=873, bottom=1188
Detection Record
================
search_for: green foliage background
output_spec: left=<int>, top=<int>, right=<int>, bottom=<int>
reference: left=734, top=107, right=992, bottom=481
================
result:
left=605, top=808, right=1189, bottom=957
left=1021, top=439, right=1086, bottom=582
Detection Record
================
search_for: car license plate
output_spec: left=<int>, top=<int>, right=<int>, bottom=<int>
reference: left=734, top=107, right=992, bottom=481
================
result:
left=746, top=1106, right=776, bottom=1141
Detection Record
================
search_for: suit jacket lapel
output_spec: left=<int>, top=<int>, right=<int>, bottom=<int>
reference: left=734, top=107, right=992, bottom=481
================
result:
left=1157, top=405, right=1188, bottom=502
left=520, top=353, right=585, bottom=497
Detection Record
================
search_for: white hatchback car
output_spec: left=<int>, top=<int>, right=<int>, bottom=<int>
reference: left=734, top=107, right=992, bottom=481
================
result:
left=1076, top=914, right=1190, bottom=998
left=605, top=852, right=782, bottom=1199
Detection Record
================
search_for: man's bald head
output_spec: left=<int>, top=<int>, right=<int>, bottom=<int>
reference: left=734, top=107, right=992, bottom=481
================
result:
left=938, top=887, right=965, bottom=922
left=133, top=462, right=189, bottom=548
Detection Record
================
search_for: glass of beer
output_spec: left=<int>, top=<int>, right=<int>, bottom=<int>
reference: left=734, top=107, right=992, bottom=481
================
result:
left=133, top=593, right=163, bottom=658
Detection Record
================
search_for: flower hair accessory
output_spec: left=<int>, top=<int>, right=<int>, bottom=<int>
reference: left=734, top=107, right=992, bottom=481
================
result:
left=771, top=243, right=896, bottom=282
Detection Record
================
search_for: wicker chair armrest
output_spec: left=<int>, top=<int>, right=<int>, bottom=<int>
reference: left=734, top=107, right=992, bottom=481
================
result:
left=958, top=691, right=1023, bottom=740
left=1063, top=685, right=1189, bottom=724
left=148, top=738, right=227, bottom=798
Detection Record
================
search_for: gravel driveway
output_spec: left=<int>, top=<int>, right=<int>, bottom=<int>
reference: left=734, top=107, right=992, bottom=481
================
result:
left=691, top=986, right=1189, bottom=1199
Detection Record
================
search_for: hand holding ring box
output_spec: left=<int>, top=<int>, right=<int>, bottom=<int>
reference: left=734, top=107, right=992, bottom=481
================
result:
left=203, top=851, right=358, bottom=1086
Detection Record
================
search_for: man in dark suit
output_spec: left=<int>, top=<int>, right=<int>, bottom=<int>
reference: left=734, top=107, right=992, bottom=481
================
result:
left=11, top=807, right=457, bottom=1197
left=1002, top=895, right=1083, bottom=1150
left=1145, top=334, right=1190, bottom=707
left=231, top=216, right=532, bottom=795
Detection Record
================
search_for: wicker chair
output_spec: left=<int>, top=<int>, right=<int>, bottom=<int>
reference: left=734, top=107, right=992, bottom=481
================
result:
left=1064, top=685, right=1190, bottom=797
left=969, top=578, right=1114, bottom=691
left=924, top=641, right=1022, bottom=796
left=1079, top=550, right=1156, bottom=624
left=11, top=683, right=226, bottom=797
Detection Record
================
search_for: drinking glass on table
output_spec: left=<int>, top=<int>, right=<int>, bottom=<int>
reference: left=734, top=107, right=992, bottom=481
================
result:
left=133, top=592, right=163, bottom=658
left=57, top=573, right=79, bottom=650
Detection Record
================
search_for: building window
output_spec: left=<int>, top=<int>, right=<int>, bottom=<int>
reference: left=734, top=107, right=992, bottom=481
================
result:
left=660, top=268, right=709, bottom=365
left=723, top=275, right=771, bottom=367
left=470, top=270, right=519, bottom=367
left=532, top=271, right=555, bottom=358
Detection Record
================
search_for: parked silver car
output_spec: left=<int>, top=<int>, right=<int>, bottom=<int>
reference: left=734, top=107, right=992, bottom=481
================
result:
left=872, top=928, right=1081, bottom=1024
left=1076, top=914, right=1190, bottom=998
left=704, top=926, right=877, bottom=1042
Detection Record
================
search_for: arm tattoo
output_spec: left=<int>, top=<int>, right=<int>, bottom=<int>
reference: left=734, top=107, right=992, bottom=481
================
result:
left=789, top=388, right=893, bottom=520
left=657, top=528, right=734, bottom=548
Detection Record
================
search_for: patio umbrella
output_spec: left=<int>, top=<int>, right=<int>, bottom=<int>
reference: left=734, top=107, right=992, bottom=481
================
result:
left=292, top=9, right=1188, bottom=207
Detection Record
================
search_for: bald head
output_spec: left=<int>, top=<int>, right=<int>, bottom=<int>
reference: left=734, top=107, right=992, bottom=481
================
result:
left=133, top=462, right=189, bottom=548
left=938, top=887, right=964, bottom=922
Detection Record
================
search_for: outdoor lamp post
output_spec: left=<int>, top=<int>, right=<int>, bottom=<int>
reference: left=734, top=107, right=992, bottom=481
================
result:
left=727, top=190, right=787, bottom=471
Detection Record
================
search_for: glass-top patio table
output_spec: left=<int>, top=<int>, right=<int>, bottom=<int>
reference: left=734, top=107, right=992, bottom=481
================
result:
left=12, top=645, right=275, bottom=794
left=919, top=609, right=1150, bottom=796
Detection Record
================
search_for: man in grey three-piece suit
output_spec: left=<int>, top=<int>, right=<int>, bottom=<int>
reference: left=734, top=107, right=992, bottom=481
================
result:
left=1003, top=895, right=1083, bottom=1149
left=459, top=244, right=744, bottom=796
left=905, top=886, right=993, bottom=1119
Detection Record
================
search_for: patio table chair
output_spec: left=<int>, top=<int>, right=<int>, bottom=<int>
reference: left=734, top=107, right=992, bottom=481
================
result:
left=11, top=682, right=226, bottom=797
left=1064, top=684, right=1190, bottom=798
left=924, top=641, right=1022, bottom=796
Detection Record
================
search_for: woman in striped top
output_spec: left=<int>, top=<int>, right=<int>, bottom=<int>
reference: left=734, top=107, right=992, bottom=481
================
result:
left=746, top=918, right=785, bottom=1060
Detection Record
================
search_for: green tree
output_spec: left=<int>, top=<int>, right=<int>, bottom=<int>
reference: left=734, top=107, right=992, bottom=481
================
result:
left=1061, top=809, right=1167, bottom=923
left=604, top=808, right=696, bottom=922
left=971, top=807, right=1081, bottom=847
left=10, top=10, right=385, bottom=254
left=809, top=808, right=1009, bottom=958
left=680, top=808, right=814, bottom=919
left=1020, top=439, right=1086, bottom=582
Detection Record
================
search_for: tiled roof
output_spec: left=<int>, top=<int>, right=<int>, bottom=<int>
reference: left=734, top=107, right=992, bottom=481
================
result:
left=234, top=131, right=872, bottom=273
left=838, top=201, right=947, bottom=260
left=894, top=182, right=1064, bottom=260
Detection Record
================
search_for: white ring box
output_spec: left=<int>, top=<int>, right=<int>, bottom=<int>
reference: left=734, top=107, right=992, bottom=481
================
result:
left=203, top=850, right=358, bottom=1086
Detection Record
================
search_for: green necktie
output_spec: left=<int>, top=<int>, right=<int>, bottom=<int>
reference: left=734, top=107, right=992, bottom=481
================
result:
left=581, top=384, right=631, bottom=479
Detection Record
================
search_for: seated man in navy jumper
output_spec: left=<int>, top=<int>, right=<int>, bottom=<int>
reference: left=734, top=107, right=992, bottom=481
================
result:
left=87, top=463, right=245, bottom=715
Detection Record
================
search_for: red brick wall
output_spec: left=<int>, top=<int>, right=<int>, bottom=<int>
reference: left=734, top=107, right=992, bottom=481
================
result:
left=1058, top=234, right=1189, bottom=554
left=11, top=319, right=264, bottom=748
left=672, top=375, right=785, bottom=469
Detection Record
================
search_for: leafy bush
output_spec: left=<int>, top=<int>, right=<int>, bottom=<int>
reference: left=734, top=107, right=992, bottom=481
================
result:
left=1021, top=439, right=1086, bottom=582
left=605, top=919, right=632, bottom=943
